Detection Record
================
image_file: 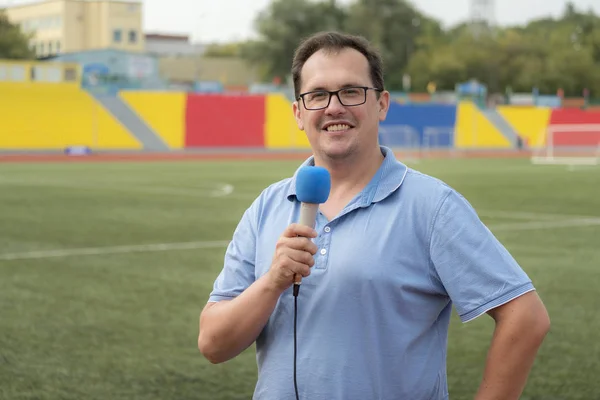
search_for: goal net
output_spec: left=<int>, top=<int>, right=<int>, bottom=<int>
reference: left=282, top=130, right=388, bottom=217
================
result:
left=423, top=127, right=456, bottom=158
left=378, top=125, right=421, bottom=162
left=530, top=124, right=600, bottom=166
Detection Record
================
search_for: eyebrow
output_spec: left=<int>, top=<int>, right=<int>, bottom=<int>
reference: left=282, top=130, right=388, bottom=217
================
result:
left=305, top=83, right=365, bottom=92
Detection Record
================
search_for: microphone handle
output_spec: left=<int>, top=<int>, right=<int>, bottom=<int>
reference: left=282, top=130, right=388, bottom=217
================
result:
left=295, top=202, right=319, bottom=285
left=299, top=202, right=318, bottom=227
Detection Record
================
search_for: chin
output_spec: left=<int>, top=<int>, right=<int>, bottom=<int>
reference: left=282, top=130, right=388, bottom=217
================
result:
left=321, top=142, right=358, bottom=160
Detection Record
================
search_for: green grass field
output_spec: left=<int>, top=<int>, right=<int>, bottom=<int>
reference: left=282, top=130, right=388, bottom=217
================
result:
left=1, top=156, right=599, bottom=400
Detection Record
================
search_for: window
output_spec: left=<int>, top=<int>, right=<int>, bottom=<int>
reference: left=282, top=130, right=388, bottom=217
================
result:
left=45, top=67, right=62, bottom=82
left=11, top=65, right=26, bottom=82
left=23, top=15, right=62, bottom=32
left=64, top=67, right=77, bottom=82
left=129, top=30, right=137, bottom=43
left=113, top=29, right=122, bottom=43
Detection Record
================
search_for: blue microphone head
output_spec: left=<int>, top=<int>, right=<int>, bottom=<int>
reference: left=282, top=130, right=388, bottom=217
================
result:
left=295, top=165, right=331, bottom=204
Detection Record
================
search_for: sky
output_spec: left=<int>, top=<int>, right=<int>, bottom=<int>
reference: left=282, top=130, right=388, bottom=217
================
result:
left=2, top=0, right=600, bottom=43
left=142, top=0, right=600, bottom=43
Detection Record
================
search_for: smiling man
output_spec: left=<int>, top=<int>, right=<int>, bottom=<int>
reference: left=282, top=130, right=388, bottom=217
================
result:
left=198, top=31, right=550, bottom=400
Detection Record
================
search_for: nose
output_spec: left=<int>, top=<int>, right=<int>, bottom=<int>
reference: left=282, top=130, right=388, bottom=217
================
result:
left=325, top=93, right=346, bottom=115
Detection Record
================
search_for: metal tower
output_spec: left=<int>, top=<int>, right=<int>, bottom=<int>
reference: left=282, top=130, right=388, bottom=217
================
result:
left=470, top=0, right=496, bottom=38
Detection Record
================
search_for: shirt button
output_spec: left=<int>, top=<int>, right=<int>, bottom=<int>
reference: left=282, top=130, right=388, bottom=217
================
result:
left=324, top=226, right=331, bottom=233
left=320, top=249, right=327, bottom=255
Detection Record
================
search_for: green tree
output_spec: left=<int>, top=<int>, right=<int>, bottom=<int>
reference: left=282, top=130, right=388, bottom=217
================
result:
left=241, top=0, right=346, bottom=83
left=343, top=0, right=444, bottom=90
left=241, top=0, right=600, bottom=97
left=203, top=42, right=244, bottom=58
left=406, top=1, right=600, bottom=96
left=0, top=10, right=35, bottom=59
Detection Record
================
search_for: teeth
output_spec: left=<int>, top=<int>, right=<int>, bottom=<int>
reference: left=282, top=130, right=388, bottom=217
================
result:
left=326, top=124, right=350, bottom=132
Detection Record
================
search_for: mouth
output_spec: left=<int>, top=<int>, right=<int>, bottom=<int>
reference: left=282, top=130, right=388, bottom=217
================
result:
left=322, top=123, right=354, bottom=133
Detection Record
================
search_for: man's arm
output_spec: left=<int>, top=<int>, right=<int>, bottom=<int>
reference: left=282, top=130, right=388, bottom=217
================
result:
left=198, top=274, right=284, bottom=364
left=474, top=291, right=550, bottom=400
left=198, top=223, right=318, bottom=364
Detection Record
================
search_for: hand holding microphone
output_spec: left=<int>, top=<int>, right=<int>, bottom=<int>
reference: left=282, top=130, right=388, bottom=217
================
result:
left=292, top=166, right=331, bottom=295
left=268, top=224, right=318, bottom=293
left=266, top=166, right=331, bottom=295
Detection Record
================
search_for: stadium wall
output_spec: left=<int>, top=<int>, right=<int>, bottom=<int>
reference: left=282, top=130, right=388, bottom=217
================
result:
left=120, top=91, right=186, bottom=149
left=0, top=82, right=141, bottom=150
left=497, top=106, right=552, bottom=147
left=4, top=86, right=600, bottom=151
left=454, top=102, right=511, bottom=148
left=265, top=94, right=311, bottom=149
left=547, top=108, right=600, bottom=147
left=380, top=103, right=457, bottom=148
left=184, top=94, right=265, bottom=148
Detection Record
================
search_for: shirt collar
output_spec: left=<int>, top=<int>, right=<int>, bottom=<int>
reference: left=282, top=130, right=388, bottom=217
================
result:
left=287, top=146, right=408, bottom=205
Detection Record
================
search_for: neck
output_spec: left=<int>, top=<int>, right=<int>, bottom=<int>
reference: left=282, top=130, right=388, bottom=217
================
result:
left=315, top=145, right=384, bottom=198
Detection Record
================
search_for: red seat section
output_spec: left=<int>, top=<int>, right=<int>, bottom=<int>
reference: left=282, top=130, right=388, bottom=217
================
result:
left=185, top=94, right=265, bottom=147
left=549, top=109, right=600, bottom=147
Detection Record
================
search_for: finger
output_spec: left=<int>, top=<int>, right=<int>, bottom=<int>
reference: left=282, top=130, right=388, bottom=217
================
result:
left=283, top=223, right=317, bottom=239
left=286, top=248, right=315, bottom=267
left=294, top=273, right=302, bottom=285
left=280, top=236, right=318, bottom=255
left=279, top=256, right=312, bottom=278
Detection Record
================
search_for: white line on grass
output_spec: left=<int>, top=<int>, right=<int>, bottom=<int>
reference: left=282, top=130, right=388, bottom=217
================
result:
left=2, top=211, right=599, bottom=262
left=489, top=218, right=600, bottom=232
left=505, top=243, right=598, bottom=256
left=210, top=184, right=234, bottom=197
left=0, top=178, right=235, bottom=199
left=0, top=240, right=231, bottom=261
left=477, top=209, right=600, bottom=221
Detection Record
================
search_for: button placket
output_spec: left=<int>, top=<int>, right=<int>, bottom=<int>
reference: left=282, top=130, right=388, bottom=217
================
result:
left=315, top=221, right=331, bottom=270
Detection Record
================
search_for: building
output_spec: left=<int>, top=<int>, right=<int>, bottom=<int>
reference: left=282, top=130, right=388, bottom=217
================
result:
left=144, top=33, right=205, bottom=58
left=157, top=55, right=258, bottom=91
left=4, top=0, right=144, bottom=58
left=48, top=48, right=167, bottom=91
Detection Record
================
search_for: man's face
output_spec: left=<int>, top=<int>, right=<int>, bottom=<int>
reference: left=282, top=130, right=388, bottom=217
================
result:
left=293, top=47, right=389, bottom=161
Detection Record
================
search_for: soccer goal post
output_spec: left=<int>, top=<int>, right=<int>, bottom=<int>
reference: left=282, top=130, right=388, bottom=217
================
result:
left=378, top=124, right=422, bottom=162
left=423, top=126, right=456, bottom=157
left=530, top=124, right=600, bottom=166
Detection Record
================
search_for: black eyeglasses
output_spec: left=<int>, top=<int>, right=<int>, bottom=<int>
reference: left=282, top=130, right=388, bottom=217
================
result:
left=297, top=86, right=383, bottom=110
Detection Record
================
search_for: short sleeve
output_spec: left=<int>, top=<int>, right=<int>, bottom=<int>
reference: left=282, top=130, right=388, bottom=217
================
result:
left=208, top=201, right=259, bottom=303
left=429, top=190, right=535, bottom=323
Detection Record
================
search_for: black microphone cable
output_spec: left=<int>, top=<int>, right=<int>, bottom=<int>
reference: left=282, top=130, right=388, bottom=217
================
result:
left=293, top=282, right=301, bottom=400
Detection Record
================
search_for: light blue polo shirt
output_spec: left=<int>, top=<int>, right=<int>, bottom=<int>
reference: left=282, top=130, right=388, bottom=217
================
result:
left=208, top=146, right=534, bottom=400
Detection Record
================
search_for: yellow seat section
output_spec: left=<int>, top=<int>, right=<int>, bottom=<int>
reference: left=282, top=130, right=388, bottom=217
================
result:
left=497, top=106, right=551, bottom=147
left=120, top=91, right=185, bottom=149
left=455, top=101, right=511, bottom=148
left=265, top=94, right=311, bottom=149
left=0, top=82, right=140, bottom=150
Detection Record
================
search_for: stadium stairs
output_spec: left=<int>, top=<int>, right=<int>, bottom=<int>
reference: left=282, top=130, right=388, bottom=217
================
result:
left=480, top=108, right=521, bottom=147
left=91, top=94, right=169, bottom=151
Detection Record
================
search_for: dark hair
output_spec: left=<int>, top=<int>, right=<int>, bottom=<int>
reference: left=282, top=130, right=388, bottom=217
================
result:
left=291, top=31, right=384, bottom=100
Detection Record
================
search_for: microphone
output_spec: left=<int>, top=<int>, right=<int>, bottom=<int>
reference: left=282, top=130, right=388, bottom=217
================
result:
left=294, top=165, right=331, bottom=295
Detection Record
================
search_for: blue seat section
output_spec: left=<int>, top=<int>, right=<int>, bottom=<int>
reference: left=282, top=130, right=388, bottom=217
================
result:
left=379, top=103, right=458, bottom=148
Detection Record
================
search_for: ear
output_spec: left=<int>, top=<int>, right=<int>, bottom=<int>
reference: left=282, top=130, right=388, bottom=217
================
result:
left=293, top=100, right=304, bottom=131
left=377, top=90, right=391, bottom=122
